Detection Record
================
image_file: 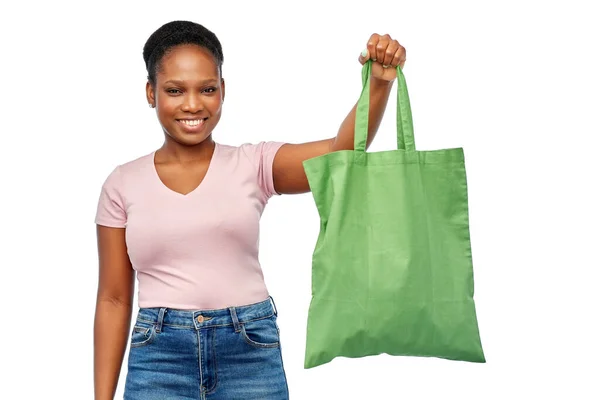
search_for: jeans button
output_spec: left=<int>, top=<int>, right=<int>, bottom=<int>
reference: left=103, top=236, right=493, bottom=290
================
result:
left=197, top=315, right=204, bottom=323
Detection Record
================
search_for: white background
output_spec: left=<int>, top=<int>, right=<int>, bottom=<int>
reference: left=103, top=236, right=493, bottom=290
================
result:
left=1, top=0, right=599, bottom=399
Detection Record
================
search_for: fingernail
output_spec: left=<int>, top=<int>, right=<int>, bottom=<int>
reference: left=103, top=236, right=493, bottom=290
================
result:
left=361, top=48, right=368, bottom=58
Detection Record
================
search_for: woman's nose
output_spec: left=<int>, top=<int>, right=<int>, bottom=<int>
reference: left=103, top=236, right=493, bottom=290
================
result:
left=181, top=94, right=203, bottom=113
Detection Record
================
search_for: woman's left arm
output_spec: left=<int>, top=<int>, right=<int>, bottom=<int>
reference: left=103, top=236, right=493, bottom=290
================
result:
left=273, top=33, right=406, bottom=195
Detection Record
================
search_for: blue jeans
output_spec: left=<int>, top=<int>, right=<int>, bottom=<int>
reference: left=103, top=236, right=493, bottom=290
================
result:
left=123, top=297, right=289, bottom=399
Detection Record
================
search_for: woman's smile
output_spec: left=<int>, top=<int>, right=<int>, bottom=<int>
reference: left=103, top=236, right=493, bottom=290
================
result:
left=176, top=117, right=209, bottom=133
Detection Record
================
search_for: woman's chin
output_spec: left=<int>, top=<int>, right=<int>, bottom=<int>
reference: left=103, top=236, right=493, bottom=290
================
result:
left=172, top=132, right=212, bottom=146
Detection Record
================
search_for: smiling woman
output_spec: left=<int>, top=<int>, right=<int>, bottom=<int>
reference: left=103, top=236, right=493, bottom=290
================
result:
left=147, top=45, right=223, bottom=146
left=93, top=19, right=405, bottom=400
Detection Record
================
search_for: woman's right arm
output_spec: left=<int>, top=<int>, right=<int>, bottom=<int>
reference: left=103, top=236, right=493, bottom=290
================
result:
left=94, top=225, right=135, bottom=400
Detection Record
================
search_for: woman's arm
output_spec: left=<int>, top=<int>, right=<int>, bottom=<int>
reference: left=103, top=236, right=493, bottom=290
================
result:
left=273, top=33, right=406, bottom=195
left=94, top=225, right=135, bottom=400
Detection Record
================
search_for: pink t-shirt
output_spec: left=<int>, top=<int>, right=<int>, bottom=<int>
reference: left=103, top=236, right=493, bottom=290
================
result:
left=94, top=141, right=285, bottom=310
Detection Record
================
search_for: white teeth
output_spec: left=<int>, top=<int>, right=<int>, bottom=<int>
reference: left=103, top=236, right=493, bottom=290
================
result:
left=181, top=119, right=203, bottom=126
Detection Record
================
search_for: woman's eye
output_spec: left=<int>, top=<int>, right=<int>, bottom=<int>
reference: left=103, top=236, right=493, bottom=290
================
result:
left=165, top=87, right=215, bottom=95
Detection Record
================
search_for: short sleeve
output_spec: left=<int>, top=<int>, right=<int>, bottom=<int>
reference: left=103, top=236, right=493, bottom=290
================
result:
left=241, top=141, right=286, bottom=200
left=94, top=165, right=127, bottom=228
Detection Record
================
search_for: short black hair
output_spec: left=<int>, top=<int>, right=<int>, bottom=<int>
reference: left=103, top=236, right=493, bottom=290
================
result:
left=143, top=20, right=224, bottom=86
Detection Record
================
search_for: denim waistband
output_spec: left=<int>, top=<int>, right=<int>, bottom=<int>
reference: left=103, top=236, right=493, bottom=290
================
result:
left=135, top=296, right=278, bottom=331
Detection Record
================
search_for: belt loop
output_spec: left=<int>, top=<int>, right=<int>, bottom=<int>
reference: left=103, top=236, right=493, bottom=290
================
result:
left=156, top=307, right=167, bottom=333
left=269, top=295, right=278, bottom=317
left=229, top=306, right=242, bottom=333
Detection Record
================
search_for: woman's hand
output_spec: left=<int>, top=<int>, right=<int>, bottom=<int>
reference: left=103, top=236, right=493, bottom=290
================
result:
left=271, top=33, right=405, bottom=195
left=358, top=33, right=406, bottom=82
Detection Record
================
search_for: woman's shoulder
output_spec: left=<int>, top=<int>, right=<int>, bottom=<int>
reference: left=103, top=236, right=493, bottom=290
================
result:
left=107, top=151, right=154, bottom=174
left=217, top=141, right=286, bottom=164
left=99, top=151, right=154, bottom=187
left=119, top=150, right=155, bottom=171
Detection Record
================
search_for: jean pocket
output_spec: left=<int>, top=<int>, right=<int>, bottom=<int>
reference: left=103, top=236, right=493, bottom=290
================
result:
left=130, top=320, right=156, bottom=348
left=240, top=315, right=280, bottom=349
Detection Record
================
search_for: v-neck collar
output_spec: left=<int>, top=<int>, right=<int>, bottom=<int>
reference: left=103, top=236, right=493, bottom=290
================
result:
left=151, top=142, right=219, bottom=198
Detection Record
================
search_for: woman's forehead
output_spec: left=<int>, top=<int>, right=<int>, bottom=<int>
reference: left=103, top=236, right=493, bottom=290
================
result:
left=158, top=45, right=219, bottom=81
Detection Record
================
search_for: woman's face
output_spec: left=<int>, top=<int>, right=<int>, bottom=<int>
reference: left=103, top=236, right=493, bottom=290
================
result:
left=146, top=44, right=225, bottom=146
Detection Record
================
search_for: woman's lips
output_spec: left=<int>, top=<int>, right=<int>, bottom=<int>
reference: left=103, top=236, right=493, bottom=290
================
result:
left=176, top=118, right=208, bottom=133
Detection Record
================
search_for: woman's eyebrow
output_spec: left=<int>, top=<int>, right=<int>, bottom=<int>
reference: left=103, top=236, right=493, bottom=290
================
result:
left=163, top=79, right=219, bottom=85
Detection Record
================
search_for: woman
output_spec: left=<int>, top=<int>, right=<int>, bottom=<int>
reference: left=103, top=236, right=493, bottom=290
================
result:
left=94, top=20, right=406, bottom=400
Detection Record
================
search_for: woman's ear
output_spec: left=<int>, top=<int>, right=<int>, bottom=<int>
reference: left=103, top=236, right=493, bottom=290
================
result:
left=221, top=78, right=225, bottom=102
left=146, top=81, right=155, bottom=107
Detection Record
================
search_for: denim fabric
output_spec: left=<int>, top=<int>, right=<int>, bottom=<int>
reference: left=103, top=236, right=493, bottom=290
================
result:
left=123, top=297, right=289, bottom=399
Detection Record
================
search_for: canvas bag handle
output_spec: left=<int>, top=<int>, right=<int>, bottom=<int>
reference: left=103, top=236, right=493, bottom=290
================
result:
left=354, top=60, right=416, bottom=152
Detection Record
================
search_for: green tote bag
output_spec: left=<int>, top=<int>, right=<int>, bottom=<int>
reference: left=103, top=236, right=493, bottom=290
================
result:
left=302, top=60, right=485, bottom=369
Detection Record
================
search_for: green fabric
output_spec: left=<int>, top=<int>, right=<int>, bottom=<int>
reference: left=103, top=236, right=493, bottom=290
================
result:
left=302, top=60, right=485, bottom=369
